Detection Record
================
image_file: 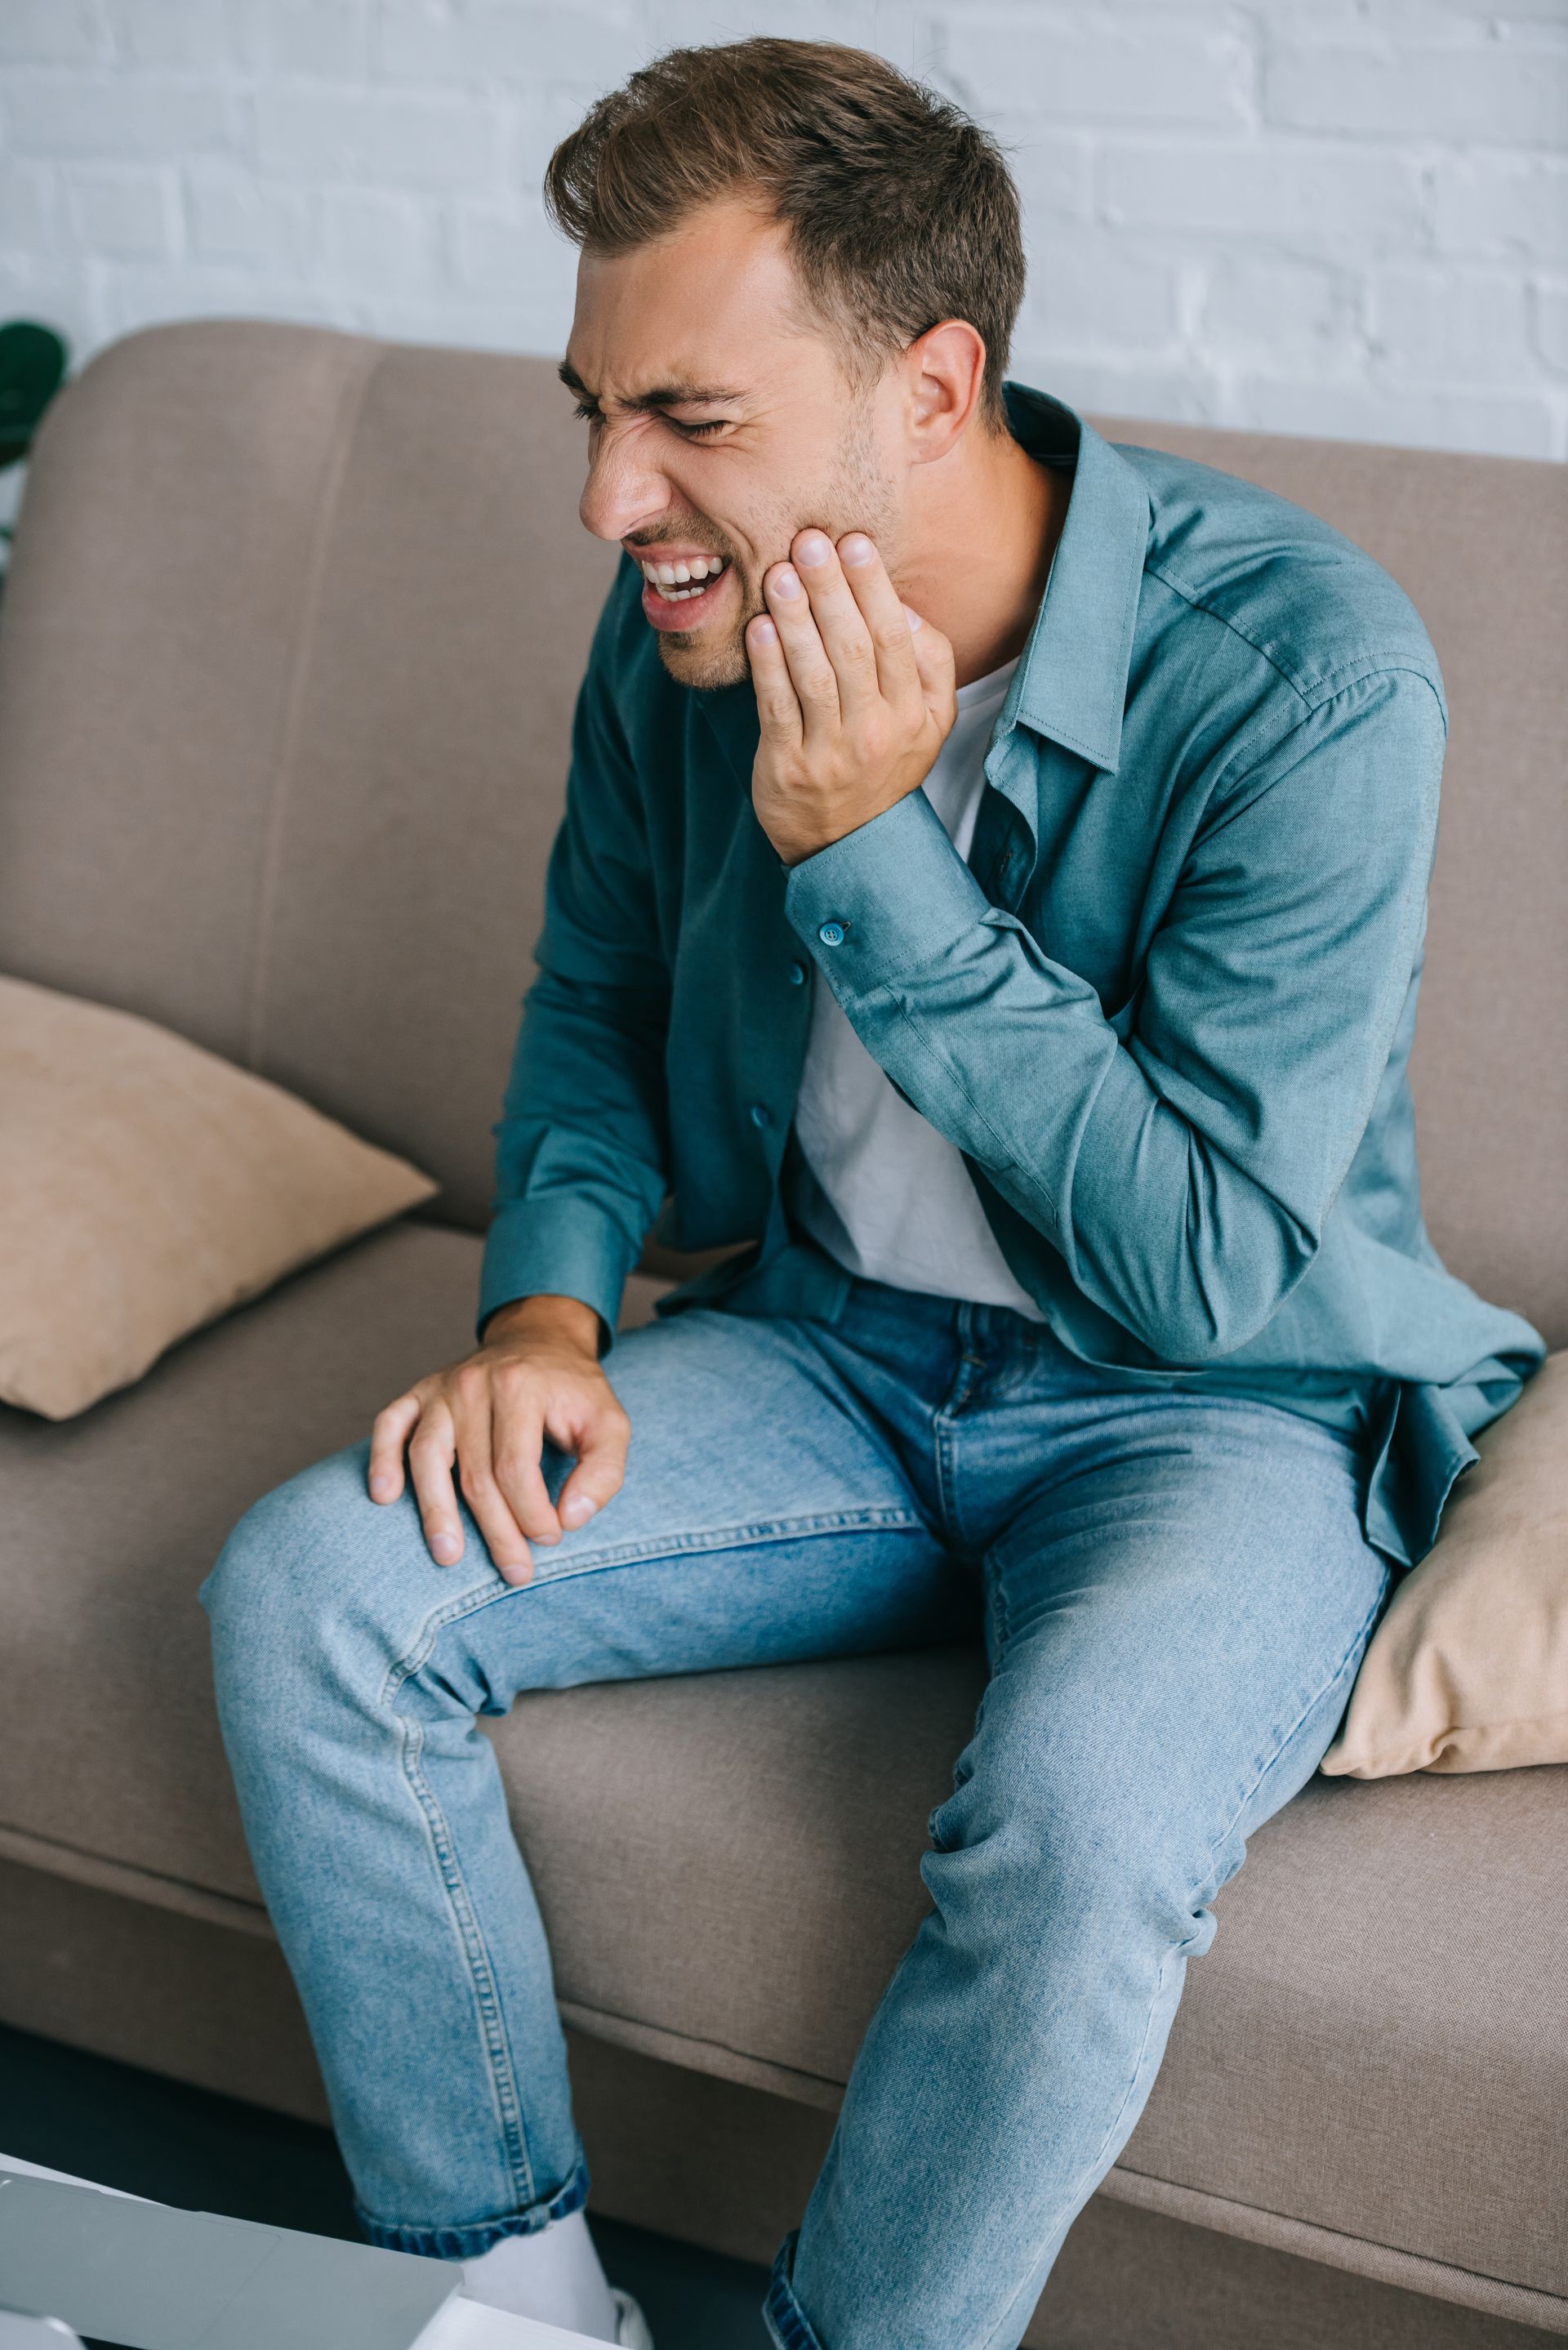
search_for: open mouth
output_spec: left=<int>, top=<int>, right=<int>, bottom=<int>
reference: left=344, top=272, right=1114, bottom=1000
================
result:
left=637, top=553, right=734, bottom=630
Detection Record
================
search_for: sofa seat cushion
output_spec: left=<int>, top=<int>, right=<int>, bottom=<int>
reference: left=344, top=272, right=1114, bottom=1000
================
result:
left=498, top=1667, right=1568, bottom=2305
left=0, top=1213, right=661, bottom=1903
left=2, top=1228, right=1563, bottom=2305
left=0, top=1220, right=491, bottom=1899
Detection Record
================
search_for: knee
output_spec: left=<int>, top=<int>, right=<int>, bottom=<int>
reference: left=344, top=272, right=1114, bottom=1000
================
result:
left=924, top=1734, right=1202, bottom=1955
left=200, top=1441, right=397, bottom=1690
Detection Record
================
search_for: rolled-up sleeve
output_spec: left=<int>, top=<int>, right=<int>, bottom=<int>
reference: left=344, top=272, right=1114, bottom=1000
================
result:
left=785, top=670, right=1446, bottom=1365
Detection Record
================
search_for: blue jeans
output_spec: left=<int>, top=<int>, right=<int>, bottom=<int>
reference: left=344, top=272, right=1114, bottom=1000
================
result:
left=200, top=1278, right=1390, bottom=2350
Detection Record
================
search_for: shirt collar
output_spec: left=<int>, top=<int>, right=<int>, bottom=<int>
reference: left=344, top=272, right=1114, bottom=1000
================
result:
left=994, top=382, right=1152, bottom=777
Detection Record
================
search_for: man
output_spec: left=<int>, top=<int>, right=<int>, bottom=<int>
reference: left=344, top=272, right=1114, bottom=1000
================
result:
left=201, top=38, right=1544, bottom=2350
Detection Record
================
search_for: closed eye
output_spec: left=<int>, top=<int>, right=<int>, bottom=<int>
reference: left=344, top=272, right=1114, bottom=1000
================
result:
left=572, top=399, right=728, bottom=440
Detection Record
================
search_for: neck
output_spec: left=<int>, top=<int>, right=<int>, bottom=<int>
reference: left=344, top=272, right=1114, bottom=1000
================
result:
left=894, top=422, right=1069, bottom=689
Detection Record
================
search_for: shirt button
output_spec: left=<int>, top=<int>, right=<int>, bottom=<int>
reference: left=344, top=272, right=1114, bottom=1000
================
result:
left=787, top=961, right=808, bottom=986
left=749, top=1102, right=773, bottom=1128
left=818, top=921, right=845, bottom=947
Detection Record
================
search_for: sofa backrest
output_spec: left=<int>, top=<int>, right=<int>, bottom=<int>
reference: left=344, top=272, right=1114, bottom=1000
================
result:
left=0, top=323, right=1561, bottom=1341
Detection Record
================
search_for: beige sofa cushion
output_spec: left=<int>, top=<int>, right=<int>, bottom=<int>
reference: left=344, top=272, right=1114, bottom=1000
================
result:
left=1323, top=1354, right=1568, bottom=1778
left=0, top=974, right=438, bottom=1420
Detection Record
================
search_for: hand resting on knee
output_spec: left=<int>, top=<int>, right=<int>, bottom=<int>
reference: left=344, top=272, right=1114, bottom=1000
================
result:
left=363, top=1295, right=630, bottom=1585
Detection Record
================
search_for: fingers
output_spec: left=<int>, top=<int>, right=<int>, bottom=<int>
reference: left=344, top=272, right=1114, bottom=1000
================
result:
left=404, top=1399, right=468, bottom=1568
left=372, top=1356, right=623, bottom=1591
left=837, top=533, right=924, bottom=707
left=746, top=609, right=803, bottom=749
left=907, top=599, right=958, bottom=729
left=760, top=550, right=843, bottom=734
left=448, top=1369, right=533, bottom=1586
left=753, top=529, right=928, bottom=738
left=489, top=1395, right=567, bottom=1558
left=368, top=1392, right=421, bottom=1502
left=780, top=530, right=882, bottom=720
left=374, top=1377, right=534, bottom=1580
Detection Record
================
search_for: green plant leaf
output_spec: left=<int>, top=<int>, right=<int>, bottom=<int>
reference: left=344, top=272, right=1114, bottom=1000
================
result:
left=0, top=319, right=69, bottom=470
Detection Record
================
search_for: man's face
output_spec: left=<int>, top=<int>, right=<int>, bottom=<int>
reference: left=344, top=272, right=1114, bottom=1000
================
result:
left=564, top=198, right=901, bottom=689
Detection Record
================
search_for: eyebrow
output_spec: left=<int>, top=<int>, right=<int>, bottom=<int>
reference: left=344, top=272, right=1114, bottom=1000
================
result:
left=558, top=358, right=742, bottom=411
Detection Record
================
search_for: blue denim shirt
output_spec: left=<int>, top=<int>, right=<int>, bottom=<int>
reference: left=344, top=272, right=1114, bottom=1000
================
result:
left=481, top=386, right=1544, bottom=1567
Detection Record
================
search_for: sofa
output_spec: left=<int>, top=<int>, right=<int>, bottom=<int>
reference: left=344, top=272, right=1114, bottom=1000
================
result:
left=0, top=319, right=1562, bottom=2350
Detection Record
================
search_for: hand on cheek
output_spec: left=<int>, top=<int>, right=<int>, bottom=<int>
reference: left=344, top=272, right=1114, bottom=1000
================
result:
left=746, top=528, right=956, bottom=868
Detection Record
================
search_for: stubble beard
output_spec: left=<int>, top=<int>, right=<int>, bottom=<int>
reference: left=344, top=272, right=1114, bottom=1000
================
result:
left=654, top=402, right=898, bottom=693
left=653, top=555, right=765, bottom=692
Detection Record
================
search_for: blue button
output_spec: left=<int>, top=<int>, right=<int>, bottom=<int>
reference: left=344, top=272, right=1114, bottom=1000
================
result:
left=787, top=961, right=808, bottom=986
left=818, top=921, right=845, bottom=947
left=749, top=1101, right=773, bottom=1128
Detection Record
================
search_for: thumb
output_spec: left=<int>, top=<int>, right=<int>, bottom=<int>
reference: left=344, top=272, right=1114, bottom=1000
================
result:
left=555, top=1419, right=620, bottom=1532
left=555, top=1413, right=630, bottom=1532
left=903, top=604, right=957, bottom=730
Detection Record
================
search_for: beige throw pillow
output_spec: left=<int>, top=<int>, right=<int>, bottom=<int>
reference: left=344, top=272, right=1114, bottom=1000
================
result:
left=0, top=975, right=439, bottom=1420
left=1322, top=1353, right=1568, bottom=1777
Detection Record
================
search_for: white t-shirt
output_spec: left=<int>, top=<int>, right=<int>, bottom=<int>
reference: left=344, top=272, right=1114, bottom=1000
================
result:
left=787, top=657, right=1046, bottom=1319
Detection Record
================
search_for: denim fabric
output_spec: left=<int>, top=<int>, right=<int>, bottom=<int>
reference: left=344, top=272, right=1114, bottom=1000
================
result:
left=202, top=1279, right=1389, bottom=2347
left=477, top=383, right=1544, bottom=1573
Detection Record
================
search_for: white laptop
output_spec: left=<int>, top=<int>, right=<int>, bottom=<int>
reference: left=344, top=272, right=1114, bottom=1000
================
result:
left=0, top=2163, right=592, bottom=2349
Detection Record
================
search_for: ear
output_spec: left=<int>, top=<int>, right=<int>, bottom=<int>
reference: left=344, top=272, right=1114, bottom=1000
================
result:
left=904, top=319, right=988, bottom=465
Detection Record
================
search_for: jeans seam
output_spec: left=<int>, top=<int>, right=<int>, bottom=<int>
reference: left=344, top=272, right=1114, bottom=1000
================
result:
left=392, top=1703, right=538, bottom=2213
left=379, top=1585, right=553, bottom=2218
left=362, top=1501, right=931, bottom=2223
left=363, top=1503, right=933, bottom=2236
left=986, top=1550, right=1012, bottom=1665
left=526, top=1504, right=926, bottom=1582
left=764, top=2230, right=826, bottom=2350
left=356, top=2154, right=590, bottom=2259
left=1198, top=1567, right=1391, bottom=1888
left=933, top=1420, right=956, bottom=1552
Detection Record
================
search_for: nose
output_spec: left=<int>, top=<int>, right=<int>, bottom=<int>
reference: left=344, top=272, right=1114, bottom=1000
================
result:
left=578, top=417, right=675, bottom=548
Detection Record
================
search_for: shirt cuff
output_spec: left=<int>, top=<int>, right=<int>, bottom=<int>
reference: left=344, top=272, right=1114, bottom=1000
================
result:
left=782, top=786, right=993, bottom=997
left=476, top=1196, right=636, bottom=1353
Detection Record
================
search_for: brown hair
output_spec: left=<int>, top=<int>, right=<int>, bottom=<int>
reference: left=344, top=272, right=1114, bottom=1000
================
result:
left=544, top=38, right=1025, bottom=426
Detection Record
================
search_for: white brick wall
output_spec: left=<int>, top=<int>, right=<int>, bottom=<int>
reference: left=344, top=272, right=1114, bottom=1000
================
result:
left=0, top=0, right=1564, bottom=463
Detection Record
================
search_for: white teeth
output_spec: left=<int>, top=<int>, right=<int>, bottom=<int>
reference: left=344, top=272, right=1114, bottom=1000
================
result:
left=637, top=554, right=728, bottom=604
